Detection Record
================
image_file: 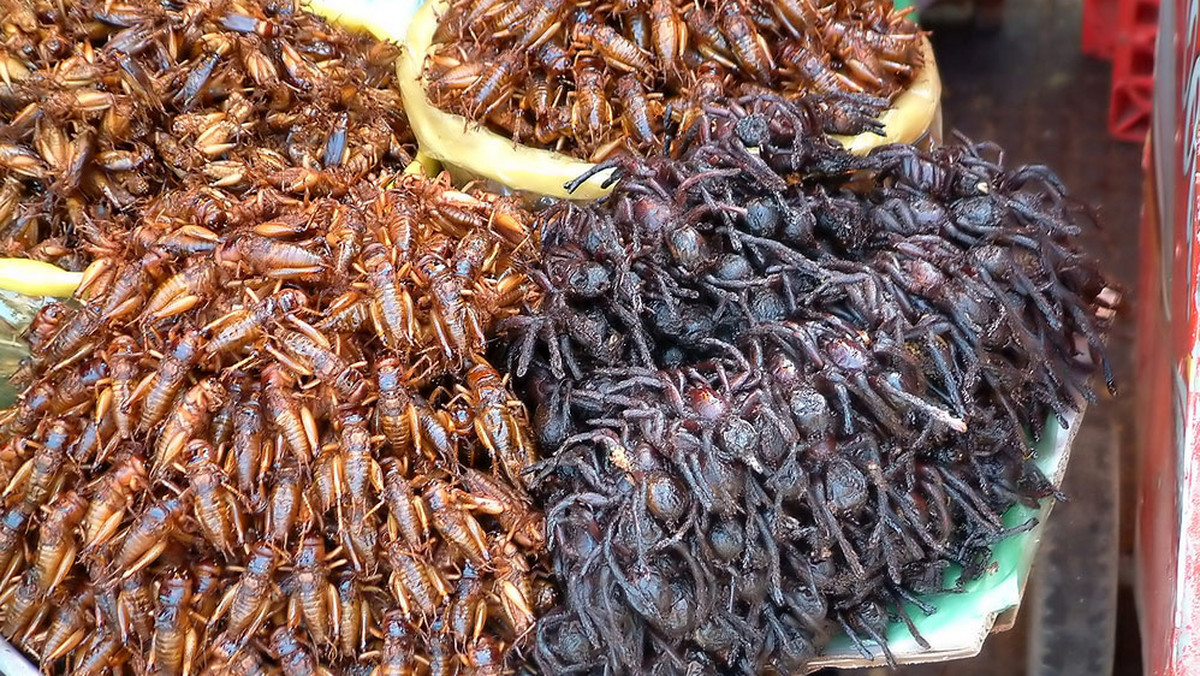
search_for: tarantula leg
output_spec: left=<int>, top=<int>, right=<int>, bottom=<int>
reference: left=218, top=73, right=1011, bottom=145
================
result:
left=509, top=320, right=539, bottom=377
left=869, top=464, right=924, bottom=561
left=580, top=387, right=652, bottom=414
left=977, top=368, right=1037, bottom=448
left=608, top=303, right=655, bottom=368
left=967, top=516, right=1039, bottom=548
left=852, top=604, right=898, bottom=666
left=564, top=158, right=625, bottom=194
left=885, top=486, right=946, bottom=553
left=867, top=518, right=905, bottom=585
left=937, top=468, right=1004, bottom=530
left=591, top=367, right=661, bottom=390
left=844, top=373, right=909, bottom=439
left=834, top=612, right=878, bottom=662
left=683, top=450, right=719, bottom=513
left=820, top=379, right=855, bottom=436
left=1011, top=268, right=1065, bottom=332
left=883, top=588, right=932, bottom=649
left=884, top=449, right=919, bottom=493
left=749, top=513, right=785, bottom=605
left=875, top=375, right=967, bottom=433
left=1006, top=194, right=1081, bottom=237
left=809, top=481, right=866, bottom=579
left=1006, top=162, right=1070, bottom=198
left=915, top=331, right=966, bottom=417
left=554, top=331, right=584, bottom=381
left=891, top=582, right=938, bottom=616
left=1067, top=303, right=1117, bottom=395
left=595, top=565, right=646, bottom=671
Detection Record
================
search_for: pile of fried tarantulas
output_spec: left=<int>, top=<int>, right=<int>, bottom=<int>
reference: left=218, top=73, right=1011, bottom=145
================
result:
left=0, top=171, right=552, bottom=673
left=501, top=95, right=1116, bottom=674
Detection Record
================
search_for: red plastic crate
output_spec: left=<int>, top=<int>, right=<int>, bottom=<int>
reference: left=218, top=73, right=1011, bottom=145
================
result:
left=1108, top=0, right=1159, bottom=141
left=1083, top=0, right=1121, bottom=59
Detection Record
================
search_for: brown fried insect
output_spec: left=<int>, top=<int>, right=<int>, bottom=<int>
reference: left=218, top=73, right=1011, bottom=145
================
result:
left=468, top=362, right=535, bottom=487
left=271, top=625, right=320, bottom=676
left=338, top=502, right=380, bottom=574
left=385, top=539, right=444, bottom=616
left=506, top=0, right=569, bottom=49
left=152, top=378, right=226, bottom=477
left=376, top=609, right=419, bottom=676
left=187, top=440, right=243, bottom=554
left=490, top=536, right=535, bottom=638
left=150, top=570, right=195, bottom=676
left=467, top=635, right=506, bottom=676
left=327, top=203, right=366, bottom=275
left=1, top=570, right=41, bottom=639
left=111, top=493, right=189, bottom=578
left=778, top=43, right=864, bottom=95
left=289, top=534, right=333, bottom=648
left=106, top=334, right=142, bottom=440
left=265, top=459, right=307, bottom=548
left=192, top=560, right=225, bottom=623
left=717, top=1, right=775, bottom=84
left=381, top=458, right=428, bottom=551
left=206, top=288, right=309, bottom=356
left=460, top=468, right=545, bottom=549
left=218, top=233, right=327, bottom=280
left=335, top=409, right=378, bottom=516
left=316, top=290, right=370, bottom=334
left=101, top=250, right=169, bottom=324
left=362, top=242, right=417, bottom=353
left=446, top=562, right=487, bottom=646
left=459, top=54, right=521, bottom=119
left=43, top=586, right=94, bottom=661
left=75, top=629, right=125, bottom=676
left=32, top=489, right=86, bottom=594
left=416, top=252, right=485, bottom=363
left=616, top=73, right=658, bottom=149
left=213, top=542, right=279, bottom=637
left=142, top=258, right=219, bottom=321
left=649, top=2, right=687, bottom=79
left=24, top=303, right=69, bottom=356
left=570, top=58, right=613, bottom=151
left=6, top=418, right=71, bottom=513
left=376, top=358, right=418, bottom=455
left=311, top=439, right=344, bottom=517
left=272, top=324, right=370, bottom=404
left=82, top=455, right=147, bottom=550
left=49, top=357, right=109, bottom=416
left=572, top=22, right=653, bottom=73
left=136, top=329, right=203, bottom=431
left=332, top=570, right=368, bottom=657
left=0, top=509, right=30, bottom=589
left=206, top=632, right=273, bottom=676
left=211, top=372, right=250, bottom=451
left=263, top=364, right=314, bottom=465
left=424, top=482, right=490, bottom=567
left=231, top=388, right=267, bottom=507
left=427, top=621, right=458, bottom=676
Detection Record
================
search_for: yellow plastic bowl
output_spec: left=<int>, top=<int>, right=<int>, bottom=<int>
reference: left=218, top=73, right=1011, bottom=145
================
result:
left=0, top=259, right=83, bottom=298
left=397, top=0, right=943, bottom=200
left=303, top=0, right=422, bottom=43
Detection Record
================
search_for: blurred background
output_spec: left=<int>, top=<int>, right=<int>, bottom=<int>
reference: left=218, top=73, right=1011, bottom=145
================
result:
left=827, top=0, right=1144, bottom=673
